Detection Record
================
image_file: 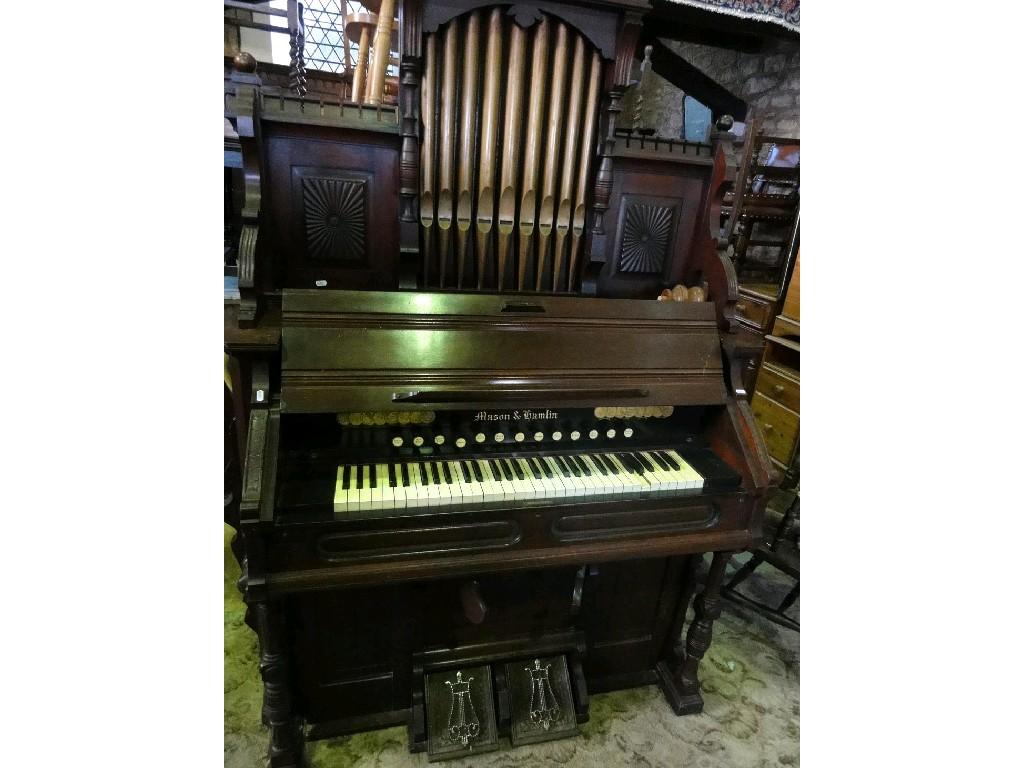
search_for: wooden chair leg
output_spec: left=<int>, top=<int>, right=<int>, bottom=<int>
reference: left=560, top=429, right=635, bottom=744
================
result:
left=724, top=553, right=763, bottom=592
left=778, top=582, right=799, bottom=614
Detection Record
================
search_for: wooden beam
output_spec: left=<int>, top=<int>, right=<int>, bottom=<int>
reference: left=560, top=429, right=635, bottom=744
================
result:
left=646, top=37, right=747, bottom=122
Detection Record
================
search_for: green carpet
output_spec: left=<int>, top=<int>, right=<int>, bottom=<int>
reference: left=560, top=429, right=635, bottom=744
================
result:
left=225, top=525, right=799, bottom=767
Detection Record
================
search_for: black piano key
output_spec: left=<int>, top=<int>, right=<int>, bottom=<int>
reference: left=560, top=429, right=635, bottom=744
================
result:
left=557, top=455, right=576, bottom=476
left=568, top=455, right=588, bottom=476
left=649, top=451, right=671, bottom=471
left=657, top=450, right=682, bottom=470
left=617, top=453, right=641, bottom=475
left=387, top=463, right=396, bottom=488
left=633, top=451, right=655, bottom=473
left=421, top=462, right=432, bottom=485
left=507, top=458, right=524, bottom=480
left=470, top=460, right=484, bottom=483
left=530, top=456, right=548, bottom=478
left=401, top=462, right=410, bottom=487
left=352, top=465, right=361, bottom=490
left=459, top=460, right=471, bottom=482
left=597, top=454, right=617, bottom=474
left=370, top=463, right=377, bottom=487
left=441, top=462, right=453, bottom=484
left=488, top=458, right=503, bottom=481
left=587, top=454, right=607, bottom=475
left=341, top=465, right=351, bottom=490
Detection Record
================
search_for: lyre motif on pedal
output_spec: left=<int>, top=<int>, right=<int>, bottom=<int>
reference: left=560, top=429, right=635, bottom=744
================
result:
left=525, top=659, right=560, bottom=730
left=444, top=671, right=481, bottom=746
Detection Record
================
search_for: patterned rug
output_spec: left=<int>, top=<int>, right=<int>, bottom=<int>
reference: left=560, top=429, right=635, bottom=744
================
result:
left=225, top=526, right=799, bottom=767
left=663, top=1, right=800, bottom=33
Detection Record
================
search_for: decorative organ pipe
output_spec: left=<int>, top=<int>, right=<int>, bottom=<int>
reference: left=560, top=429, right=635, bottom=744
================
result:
left=419, top=9, right=603, bottom=293
left=435, top=19, right=459, bottom=287
left=518, top=16, right=549, bottom=291
left=570, top=51, right=603, bottom=290
left=475, top=8, right=503, bottom=289
left=419, top=34, right=437, bottom=285
left=366, top=0, right=396, bottom=105
left=455, top=11, right=481, bottom=287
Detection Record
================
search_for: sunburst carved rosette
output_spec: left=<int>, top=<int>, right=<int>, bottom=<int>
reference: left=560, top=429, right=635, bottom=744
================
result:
left=618, top=203, right=674, bottom=274
left=302, top=176, right=366, bottom=262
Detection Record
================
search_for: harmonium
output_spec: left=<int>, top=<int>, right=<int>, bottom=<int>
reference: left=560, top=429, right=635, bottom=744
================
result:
left=224, top=1, right=774, bottom=764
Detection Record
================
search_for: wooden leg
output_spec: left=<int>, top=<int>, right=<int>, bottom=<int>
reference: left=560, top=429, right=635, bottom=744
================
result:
left=656, top=551, right=732, bottom=715
left=724, top=552, right=764, bottom=592
left=253, top=600, right=305, bottom=767
left=778, top=582, right=799, bottom=614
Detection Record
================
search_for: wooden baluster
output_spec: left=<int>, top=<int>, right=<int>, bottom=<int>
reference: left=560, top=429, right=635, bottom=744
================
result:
left=536, top=23, right=569, bottom=291
left=657, top=551, right=734, bottom=715
left=517, top=17, right=549, bottom=291
left=496, top=22, right=526, bottom=292
left=552, top=34, right=587, bottom=292
left=474, top=9, right=502, bottom=289
left=247, top=590, right=304, bottom=766
left=568, top=51, right=603, bottom=292
left=455, top=11, right=481, bottom=288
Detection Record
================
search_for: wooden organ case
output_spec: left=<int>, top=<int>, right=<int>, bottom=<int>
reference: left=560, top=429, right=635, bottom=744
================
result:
left=225, top=2, right=774, bottom=765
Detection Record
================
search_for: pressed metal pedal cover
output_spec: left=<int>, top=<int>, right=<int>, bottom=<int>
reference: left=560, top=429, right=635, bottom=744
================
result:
left=424, top=665, right=499, bottom=761
left=506, top=655, right=579, bottom=747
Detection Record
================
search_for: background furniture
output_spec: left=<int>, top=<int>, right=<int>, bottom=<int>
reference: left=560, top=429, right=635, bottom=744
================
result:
left=749, top=248, right=799, bottom=478
left=722, top=447, right=799, bottom=631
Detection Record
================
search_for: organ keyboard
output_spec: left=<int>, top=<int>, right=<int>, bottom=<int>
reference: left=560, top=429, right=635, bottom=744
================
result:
left=333, top=448, right=727, bottom=513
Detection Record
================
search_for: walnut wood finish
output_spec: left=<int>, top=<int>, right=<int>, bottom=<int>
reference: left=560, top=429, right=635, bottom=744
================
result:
left=227, top=3, right=769, bottom=762
left=279, top=290, right=727, bottom=414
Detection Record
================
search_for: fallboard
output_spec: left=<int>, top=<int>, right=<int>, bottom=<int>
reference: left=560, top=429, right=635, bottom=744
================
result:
left=280, top=290, right=726, bottom=413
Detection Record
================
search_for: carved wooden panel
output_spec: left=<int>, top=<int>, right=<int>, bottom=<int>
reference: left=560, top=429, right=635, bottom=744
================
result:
left=263, top=122, right=400, bottom=291
left=301, top=176, right=367, bottom=263
left=617, top=201, right=677, bottom=274
left=596, top=158, right=706, bottom=298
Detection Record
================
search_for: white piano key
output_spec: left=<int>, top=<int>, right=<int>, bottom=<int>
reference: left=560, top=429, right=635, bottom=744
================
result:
left=480, top=460, right=504, bottom=500
left=599, top=454, right=627, bottom=493
left=665, top=450, right=705, bottom=490
left=358, top=465, right=373, bottom=510
left=436, top=462, right=453, bottom=504
left=542, top=457, right=567, bottom=497
left=345, top=465, right=361, bottom=509
left=391, top=464, right=407, bottom=508
left=334, top=466, right=348, bottom=513
left=581, top=455, right=614, bottom=495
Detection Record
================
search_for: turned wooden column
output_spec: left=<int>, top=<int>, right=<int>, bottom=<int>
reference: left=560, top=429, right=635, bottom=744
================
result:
left=656, top=551, right=734, bottom=715
left=254, top=599, right=305, bottom=767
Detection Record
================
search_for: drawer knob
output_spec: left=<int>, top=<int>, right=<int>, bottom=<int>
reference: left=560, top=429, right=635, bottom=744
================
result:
left=772, top=384, right=785, bottom=395
left=763, top=423, right=774, bottom=432
left=735, top=302, right=748, bottom=313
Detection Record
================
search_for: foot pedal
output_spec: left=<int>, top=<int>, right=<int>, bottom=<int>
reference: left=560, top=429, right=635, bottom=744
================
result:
left=506, top=655, right=579, bottom=747
left=424, top=664, right=499, bottom=762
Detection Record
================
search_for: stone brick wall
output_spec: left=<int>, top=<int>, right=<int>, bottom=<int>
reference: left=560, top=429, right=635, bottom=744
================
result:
left=623, top=37, right=800, bottom=140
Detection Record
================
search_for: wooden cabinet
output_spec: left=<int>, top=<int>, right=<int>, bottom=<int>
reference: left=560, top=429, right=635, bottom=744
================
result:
left=751, top=251, right=799, bottom=476
left=734, top=283, right=777, bottom=333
